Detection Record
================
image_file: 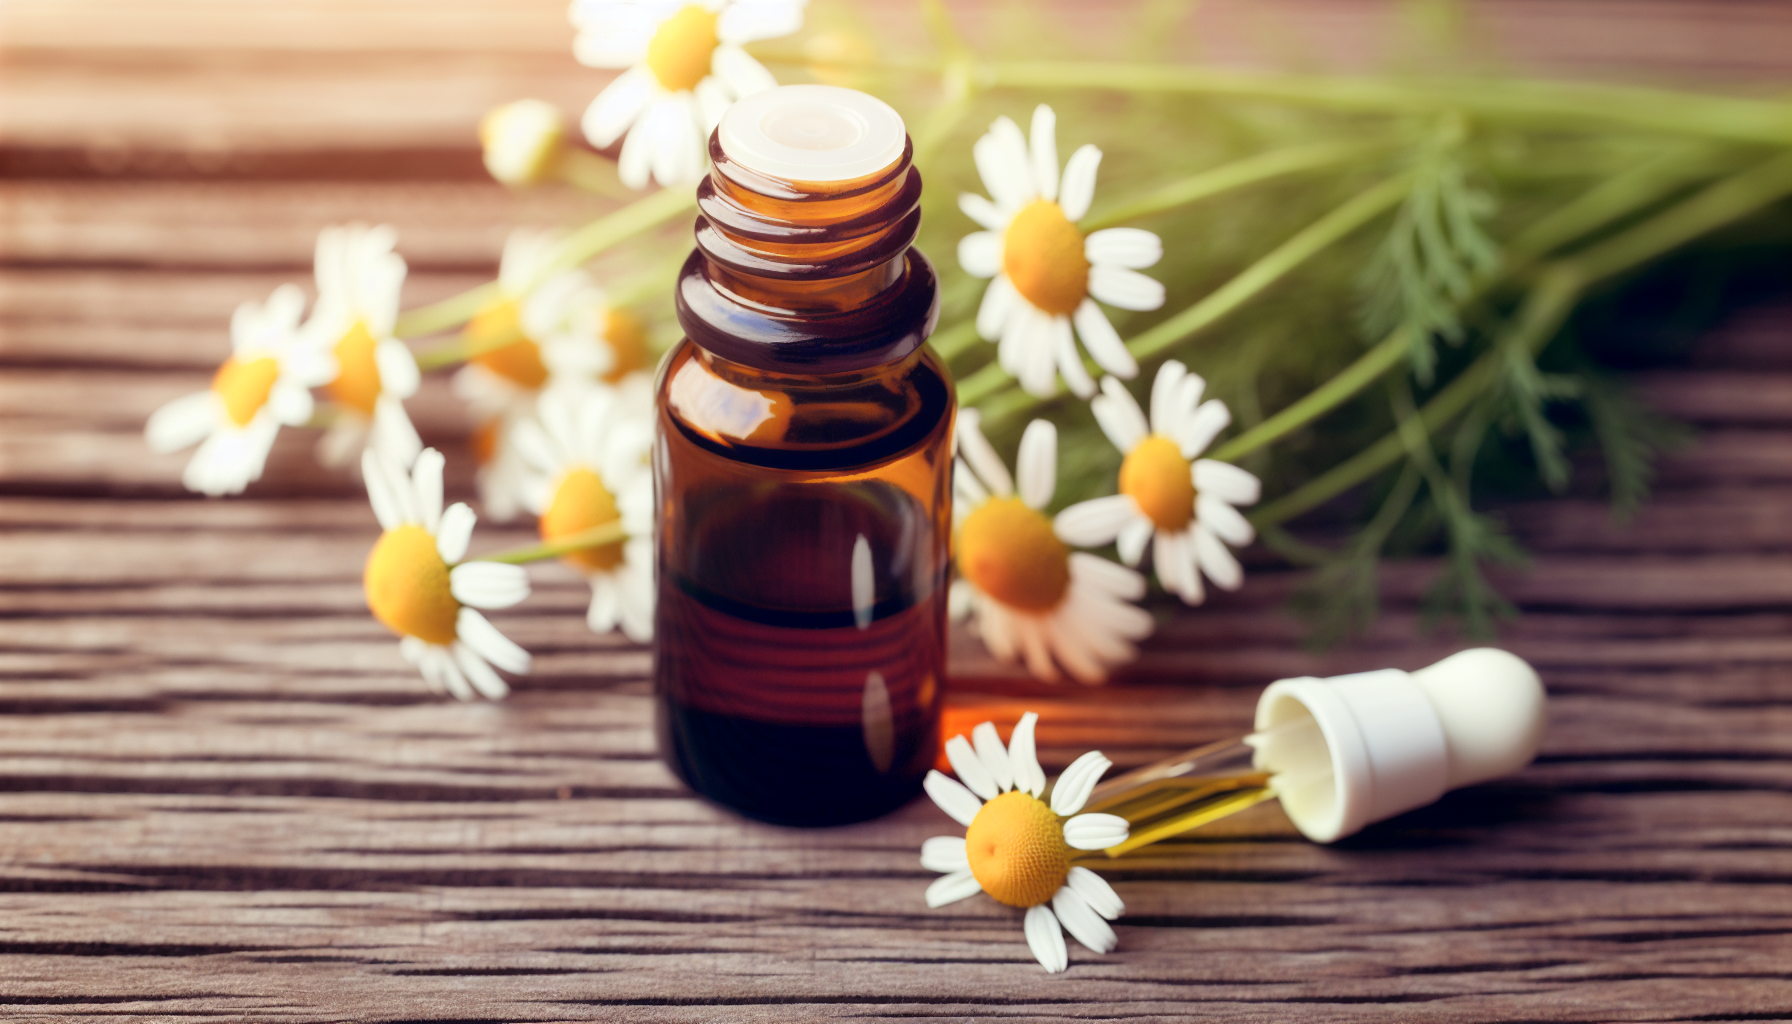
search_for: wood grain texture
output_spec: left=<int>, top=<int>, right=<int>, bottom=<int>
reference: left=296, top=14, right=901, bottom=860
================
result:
left=6, top=2, right=1792, bottom=1021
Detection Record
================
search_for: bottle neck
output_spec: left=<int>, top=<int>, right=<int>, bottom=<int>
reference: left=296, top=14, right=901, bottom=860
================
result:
left=675, top=132, right=938, bottom=376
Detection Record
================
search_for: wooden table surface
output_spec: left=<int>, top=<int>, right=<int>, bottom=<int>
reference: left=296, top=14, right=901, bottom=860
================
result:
left=6, top=2, right=1792, bottom=1020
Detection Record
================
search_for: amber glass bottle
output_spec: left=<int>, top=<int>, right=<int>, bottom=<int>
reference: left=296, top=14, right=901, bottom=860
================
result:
left=653, top=86, right=952, bottom=825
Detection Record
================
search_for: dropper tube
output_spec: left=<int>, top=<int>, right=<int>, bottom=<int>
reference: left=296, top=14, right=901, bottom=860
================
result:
left=1076, top=649, right=1548, bottom=854
left=1082, top=718, right=1324, bottom=856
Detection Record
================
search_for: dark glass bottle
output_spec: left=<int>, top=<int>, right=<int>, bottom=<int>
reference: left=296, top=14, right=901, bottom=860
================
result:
left=652, top=87, right=952, bottom=826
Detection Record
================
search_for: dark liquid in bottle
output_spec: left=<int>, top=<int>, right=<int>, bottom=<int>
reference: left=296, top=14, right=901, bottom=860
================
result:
left=656, top=480, right=945, bottom=825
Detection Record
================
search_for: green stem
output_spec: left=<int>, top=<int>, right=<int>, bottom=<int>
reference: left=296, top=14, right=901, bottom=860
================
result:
left=1208, top=327, right=1409, bottom=462
left=412, top=324, right=523, bottom=374
left=394, top=282, right=502, bottom=340
left=930, top=320, right=981, bottom=361
left=478, top=520, right=627, bottom=565
left=557, top=147, right=634, bottom=201
left=986, top=61, right=1792, bottom=146
left=958, top=173, right=1409, bottom=408
left=1253, top=150, right=1792, bottom=526
left=1082, top=138, right=1386, bottom=231
left=551, top=186, right=700, bottom=277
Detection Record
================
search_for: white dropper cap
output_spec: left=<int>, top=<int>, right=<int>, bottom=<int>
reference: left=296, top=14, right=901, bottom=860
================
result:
left=717, top=84, right=907, bottom=183
left=1249, top=648, right=1547, bottom=843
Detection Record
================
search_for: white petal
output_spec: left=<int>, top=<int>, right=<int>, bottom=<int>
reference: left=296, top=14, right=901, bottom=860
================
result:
left=361, top=448, right=403, bottom=530
left=1050, top=749, right=1112, bottom=816
left=953, top=459, right=989, bottom=511
left=1197, top=494, right=1255, bottom=547
left=615, top=107, right=656, bottom=189
left=1194, top=459, right=1261, bottom=506
left=1054, top=495, right=1132, bottom=547
left=959, top=192, right=1006, bottom=231
left=920, top=836, right=969, bottom=873
left=945, top=734, right=999, bottom=801
left=1015, top=305, right=1058, bottom=399
left=374, top=338, right=420, bottom=399
left=957, top=231, right=1002, bottom=279
left=971, top=721, right=1015, bottom=793
left=371, top=395, right=422, bottom=470
left=717, top=2, right=804, bottom=44
left=711, top=44, right=777, bottom=97
left=1085, top=227, right=1162, bottom=270
left=399, top=634, right=428, bottom=666
left=925, top=868, right=983, bottom=909
left=1047, top=616, right=1108, bottom=686
left=1053, top=887, right=1118, bottom=953
left=1068, top=552, right=1146, bottom=601
left=1063, top=812, right=1130, bottom=851
left=924, top=769, right=983, bottom=827
left=410, top=446, right=446, bottom=532
left=1179, top=401, right=1232, bottom=460
left=1193, top=524, right=1245, bottom=591
left=582, top=65, right=654, bottom=147
left=1067, top=866, right=1125, bottom=920
left=1091, top=375, right=1148, bottom=453
left=450, top=561, right=531, bottom=610
left=1007, top=711, right=1045, bottom=797
left=1015, top=419, right=1057, bottom=511
left=266, top=379, right=313, bottom=427
left=1149, top=360, right=1188, bottom=439
left=145, top=392, right=218, bottom=453
left=1024, top=905, right=1068, bottom=973
left=1088, top=265, right=1165, bottom=312
left=455, top=606, right=531, bottom=673
left=1028, top=104, right=1059, bottom=201
left=954, top=408, right=1013, bottom=498
left=1072, top=300, right=1137, bottom=380
left=428, top=645, right=475, bottom=701
left=1058, top=144, right=1101, bottom=222
left=975, top=273, right=1018, bottom=343
left=948, top=578, right=976, bottom=622
left=1050, top=314, right=1095, bottom=400
left=586, top=574, right=621, bottom=635
left=452, top=641, right=511, bottom=701
left=1115, top=515, right=1153, bottom=566
left=1155, top=528, right=1202, bottom=604
left=974, top=116, right=1035, bottom=211
left=436, top=502, right=476, bottom=564
left=1014, top=614, right=1060, bottom=683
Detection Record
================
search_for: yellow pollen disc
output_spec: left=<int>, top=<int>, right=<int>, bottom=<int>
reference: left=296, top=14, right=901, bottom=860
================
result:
left=956, top=497, right=1070, bottom=612
left=601, top=308, right=649, bottom=383
left=1119, top=434, right=1196, bottom=531
left=1003, top=199, right=1089, bottom=317
left=364, top=524, right=460, bottom=645
left=645, top=5, right=720, bottom=93
left=327, top=321, right=383, bottom=415
left=966, top=791, right=1070, bottom=908
left=541, top=467, right=624, bottom=573
left=466, top=299, right=549, bottom=389
left=211, top=355, right=280, bottom=427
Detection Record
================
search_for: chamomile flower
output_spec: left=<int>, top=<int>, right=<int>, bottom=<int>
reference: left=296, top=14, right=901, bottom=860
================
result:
left=1056, top=362, right=1262, bottom=604
left=958, top=105, right=1166, bottom=399
left=480, top=99, right=566, bottom=186
left=454, top=228, right=650, bottom=518
left=512, top=386, right=656, bottom=642
left=922, top=712, right=1129, bottom=974
left=571, top=0, right=806, bottom=189
left=145, top=284, right=335, bottom=497
left=952, top=411, right=1153, bottom=684
left=362, top=447, right=532, bottom=701
left=308, top=224, right=423, bottom=471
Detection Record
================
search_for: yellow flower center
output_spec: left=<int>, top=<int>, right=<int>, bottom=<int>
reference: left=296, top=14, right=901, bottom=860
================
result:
left=1119, top=434, right=1195, bottom=531
left=541, top=467, right=624, bottom=573
left=211, top=355, right=280, bottom=427
left=327, top=321, right=383, bottom=415
left=645, top=5, right=720, bottom=93
left=965, top=790, right=1070, bottom=908
left=1003, top=199, right=1089, bottom=317
left=466, top=299, right=549, bottom=389
left=956, top=497, right=1070, bottom=612
left=364, top=524, right=460, bottom=645
left=601, top=308, right=649, bottom=383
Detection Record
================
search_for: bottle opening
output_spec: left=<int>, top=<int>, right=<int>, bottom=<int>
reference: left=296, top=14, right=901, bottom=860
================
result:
left=719, top=84, right=906, bottom=182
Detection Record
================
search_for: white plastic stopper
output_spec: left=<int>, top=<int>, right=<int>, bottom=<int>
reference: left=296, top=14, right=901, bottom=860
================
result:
left=717, top=85, right=906, bottom=182
left=1250, top=648, right=1546, bottom=843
